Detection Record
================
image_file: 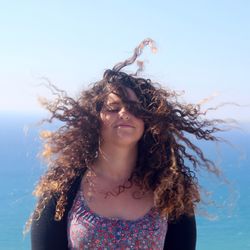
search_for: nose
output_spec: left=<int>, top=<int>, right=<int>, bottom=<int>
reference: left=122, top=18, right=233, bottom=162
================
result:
left=119, top=107, right=130, bottom=120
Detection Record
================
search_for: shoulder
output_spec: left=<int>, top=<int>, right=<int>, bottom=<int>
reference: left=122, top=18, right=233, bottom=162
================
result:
left=164, top=214, right=196, bottom=250
left=31, top=194, right=68, bottom=250
left=30, top=170, right=85, bottom=250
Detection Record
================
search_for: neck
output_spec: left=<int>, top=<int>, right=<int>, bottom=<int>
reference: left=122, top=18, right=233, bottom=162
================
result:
left=92, top=143, right=138, bottom=182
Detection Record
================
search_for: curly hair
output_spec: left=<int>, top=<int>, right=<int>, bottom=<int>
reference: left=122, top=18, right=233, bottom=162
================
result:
left=27, top=38, right=228, bottom=231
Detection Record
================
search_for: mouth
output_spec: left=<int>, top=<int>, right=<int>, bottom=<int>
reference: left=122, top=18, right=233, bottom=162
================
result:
left=115, top=124, right=135, bottom=128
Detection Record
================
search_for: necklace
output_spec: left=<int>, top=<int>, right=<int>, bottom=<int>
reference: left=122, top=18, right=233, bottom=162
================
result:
left=84, top=166, right=134, bottom=202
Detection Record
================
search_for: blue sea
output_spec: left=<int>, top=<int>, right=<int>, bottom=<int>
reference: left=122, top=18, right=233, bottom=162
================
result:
left=0, top=112, right=249, bottom=250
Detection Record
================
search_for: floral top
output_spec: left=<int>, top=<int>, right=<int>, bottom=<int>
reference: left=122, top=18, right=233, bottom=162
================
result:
left=67, top=190, right=168, bottom=249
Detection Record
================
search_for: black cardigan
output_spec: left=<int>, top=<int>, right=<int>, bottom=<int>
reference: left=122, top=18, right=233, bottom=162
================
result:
left=31, top=172, right=196, bottom=250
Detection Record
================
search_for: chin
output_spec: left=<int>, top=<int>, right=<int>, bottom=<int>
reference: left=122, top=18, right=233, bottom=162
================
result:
left=115, top=135, right=141, bottom=146
left=101, top=131, right=143, bottom=147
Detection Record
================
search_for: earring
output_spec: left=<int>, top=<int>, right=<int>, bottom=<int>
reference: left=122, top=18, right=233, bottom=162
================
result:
left=94, top=150, right=99, bottom=159
left=94, top=137, right=103, bottom=159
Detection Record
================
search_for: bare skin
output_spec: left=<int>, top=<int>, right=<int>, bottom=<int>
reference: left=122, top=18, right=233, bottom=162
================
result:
left=80, top=88, right=154, bottom=220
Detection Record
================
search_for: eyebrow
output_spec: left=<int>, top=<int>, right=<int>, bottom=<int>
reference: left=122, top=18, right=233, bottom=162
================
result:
left=107, top=101, right=121, bottom=105
left=107, top=100, right=140, bottom=105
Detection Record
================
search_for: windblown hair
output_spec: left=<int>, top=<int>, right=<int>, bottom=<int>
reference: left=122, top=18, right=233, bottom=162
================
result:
left=28, top=38, right=228, bottom=230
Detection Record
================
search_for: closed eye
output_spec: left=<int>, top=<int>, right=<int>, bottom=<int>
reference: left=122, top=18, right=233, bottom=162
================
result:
left=106, top=108, right=120, bottom=113
left=103, top=105, right=121, bottom=113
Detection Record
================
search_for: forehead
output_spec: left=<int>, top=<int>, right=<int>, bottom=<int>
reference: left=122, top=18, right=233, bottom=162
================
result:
left=106, top=87, right=139, bottom=103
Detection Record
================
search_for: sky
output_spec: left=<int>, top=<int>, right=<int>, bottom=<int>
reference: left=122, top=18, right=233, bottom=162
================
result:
left=0, top=0, right=249, bottom=121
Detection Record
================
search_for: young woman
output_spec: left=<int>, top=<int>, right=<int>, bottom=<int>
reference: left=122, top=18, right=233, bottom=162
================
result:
left=28, top=39, right=223, bottom=249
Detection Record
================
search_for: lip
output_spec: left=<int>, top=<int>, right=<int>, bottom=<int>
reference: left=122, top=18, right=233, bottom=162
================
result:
left=115, top=124, right=135, bottom=128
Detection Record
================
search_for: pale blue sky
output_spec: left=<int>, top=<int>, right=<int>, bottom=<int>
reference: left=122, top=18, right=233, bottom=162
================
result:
left=0, top=0, right=249, bottom=121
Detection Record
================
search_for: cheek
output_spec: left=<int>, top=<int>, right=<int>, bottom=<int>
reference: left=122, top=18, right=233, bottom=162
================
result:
left=136, top=119, right=145, bottom=134
left=100, top=112, right=113, bottom=127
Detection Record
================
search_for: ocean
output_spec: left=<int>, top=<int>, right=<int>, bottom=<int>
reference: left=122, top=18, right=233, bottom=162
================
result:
left=0, top=112, right=249, bottom=250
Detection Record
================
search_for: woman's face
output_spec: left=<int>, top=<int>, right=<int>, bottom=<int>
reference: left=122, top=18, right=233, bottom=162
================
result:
left=100, top=87, right=144, bottom=147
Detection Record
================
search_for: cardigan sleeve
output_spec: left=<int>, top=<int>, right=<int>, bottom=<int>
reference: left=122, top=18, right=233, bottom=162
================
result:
left=164, top=214, right=197, bottom=250
left=31, top=196, right=69, bottom=250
